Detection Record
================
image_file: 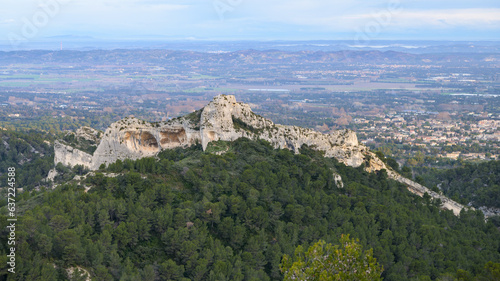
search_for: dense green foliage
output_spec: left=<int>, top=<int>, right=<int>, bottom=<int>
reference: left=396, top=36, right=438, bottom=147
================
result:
left=61, top=132, right=99, bottom=155
left=0, top=130, right=54, bottom=191
left=0, top=138, right=499, bottom=280
left=231, top=116, right=263, bottom=134
left=184, top=110, right=202, bottom=130
left=419, top=160, right=500, bottom=208
left=281, top=235, right=383, bottom=280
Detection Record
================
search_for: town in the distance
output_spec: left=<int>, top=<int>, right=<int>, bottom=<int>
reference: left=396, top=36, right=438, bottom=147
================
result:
left=1, top=40, right=500, bottom=281
left=1, top=44, right=499, bottom=168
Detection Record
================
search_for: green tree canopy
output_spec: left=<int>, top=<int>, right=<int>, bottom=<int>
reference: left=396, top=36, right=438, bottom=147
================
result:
left=281, top=235, right=383, bottom=281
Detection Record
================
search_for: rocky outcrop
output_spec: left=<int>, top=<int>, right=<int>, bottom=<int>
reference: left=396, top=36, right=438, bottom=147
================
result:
left=478, top=206, right=500, bottom=218
left=199, top=95, right=368, bottom=167
left=75, top=95, right=372, bottom=170
left=90, top=116, right=200, bottom=169
left=333, top=172, right=344, bottom=188
left=75, top=126, right=101, bottom=143
left=45, top=168, right=58, bottom=182
left=388, top=171, right=467, bottom=216
left=66, top=266, right=91, bottom=281
left=54, top=141, right=92, bottom=169
left=54, top=95, right=469, bottom=216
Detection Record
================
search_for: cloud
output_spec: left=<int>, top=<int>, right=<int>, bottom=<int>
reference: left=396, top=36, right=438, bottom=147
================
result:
left=209, top=2, right=500, bottom=33
left=390, top=8, right=500, bottom=28
left=1, top=0, right=499, bottom=40
left=0, top=19, right=15, bottom=25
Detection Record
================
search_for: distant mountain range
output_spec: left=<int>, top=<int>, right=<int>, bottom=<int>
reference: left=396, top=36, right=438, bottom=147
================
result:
left=0, top=49, right=498, bottom=65
left=1, top=39, right=500, bottom=53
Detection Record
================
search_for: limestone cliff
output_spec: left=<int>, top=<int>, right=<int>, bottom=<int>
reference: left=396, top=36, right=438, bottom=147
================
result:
left=387, top=170, right=466, bottom=215
left=54, top=95, right=469, bottom=216
left=199, top=95, right=368, bottom=167
left=84, top=95, right=373, bottom=170
left=54, top=141, right=93, bottom=169
left=90, top=116, right=200, bottom=169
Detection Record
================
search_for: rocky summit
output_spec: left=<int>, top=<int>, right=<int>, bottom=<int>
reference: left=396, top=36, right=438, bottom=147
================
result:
left=58, top=95, right=378, bottom=171
left=54, top=94, right=469, bottom=215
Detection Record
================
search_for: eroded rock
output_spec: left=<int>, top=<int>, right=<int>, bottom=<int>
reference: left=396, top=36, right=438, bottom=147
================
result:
left=54, top=141, right=92, bottom=169
left=53, top=95, right=470, bottom=216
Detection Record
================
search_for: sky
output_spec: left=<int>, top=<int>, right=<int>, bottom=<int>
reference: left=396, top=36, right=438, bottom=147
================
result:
left=1, top=0, right=500, bottom=43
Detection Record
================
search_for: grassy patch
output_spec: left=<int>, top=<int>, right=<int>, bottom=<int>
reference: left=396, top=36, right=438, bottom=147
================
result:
left=232, top=116, right=263, bottom=134
left=205, top=140, right=231, bottom=154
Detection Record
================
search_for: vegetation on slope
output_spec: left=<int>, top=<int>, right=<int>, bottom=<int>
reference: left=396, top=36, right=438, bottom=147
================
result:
left=232, top=116, right=262, bottom=134
left=419, top=160, right=500, bottom=209
left=0, top=138, right=499, bottom=280
left=61, top=132, right=99, bottom=155
left=281, top=235, right=384, bottom=280
left=0, top=130, right=54, bottom=191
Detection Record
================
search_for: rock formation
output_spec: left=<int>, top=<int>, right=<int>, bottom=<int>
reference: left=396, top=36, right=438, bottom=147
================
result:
left=387, top=170, right=465, bottom=215
left=84, top=95, right=375, bottom=170
left=54, top=141, right=93, bottom=169
left=333, top=172, right=344, bottom=188
left=54, top=95, right=470, bottom=216
left=75, top=126, right=101, bottom=143
left=91, top=115, right=200, bottom=169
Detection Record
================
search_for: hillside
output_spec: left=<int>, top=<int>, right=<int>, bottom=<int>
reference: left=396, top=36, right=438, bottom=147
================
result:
left=53, top=95, right=468, bottom=216
left=0, top=130, right=54, bottom=190
left=420, top=161, right=500, bottom=211
left=1, top=138, right=499, bottom=280
left=55, top=95, right=371, bottom=171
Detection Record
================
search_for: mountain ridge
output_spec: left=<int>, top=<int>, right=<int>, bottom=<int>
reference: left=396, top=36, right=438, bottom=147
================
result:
left=54, top=95, right=469, bottom=215
left=1, top=49, right=498, bottom=65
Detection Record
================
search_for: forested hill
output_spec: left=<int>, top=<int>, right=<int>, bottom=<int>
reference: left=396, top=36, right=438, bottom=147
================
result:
left=420, top=160, right=500, bottom=209
left=1, top=138, right=499, bottom=280
left=0, top=130, right=54, bottom=190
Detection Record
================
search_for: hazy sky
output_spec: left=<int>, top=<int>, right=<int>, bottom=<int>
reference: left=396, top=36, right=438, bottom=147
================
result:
left=2, top=0, right=500, bottom=42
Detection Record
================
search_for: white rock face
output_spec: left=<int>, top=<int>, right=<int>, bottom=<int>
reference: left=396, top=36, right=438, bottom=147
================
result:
left=54, top=141, right=93, bottom=169
left=333, top=172, right=344, bottom=188
left=478, top=206, right=500, bottom=218
left=90, top=117, right=200, bottom=169
left=54, top=95, right=469, bottom=216
left=66, top=266, right=91, bottom=281
left=387, top=170, right=469, bottom=216
left=199, top=95, right=367, bottom=167
left=45, top=168, right=58, bottom=182
left=80, top=95, right=370, bottom=170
